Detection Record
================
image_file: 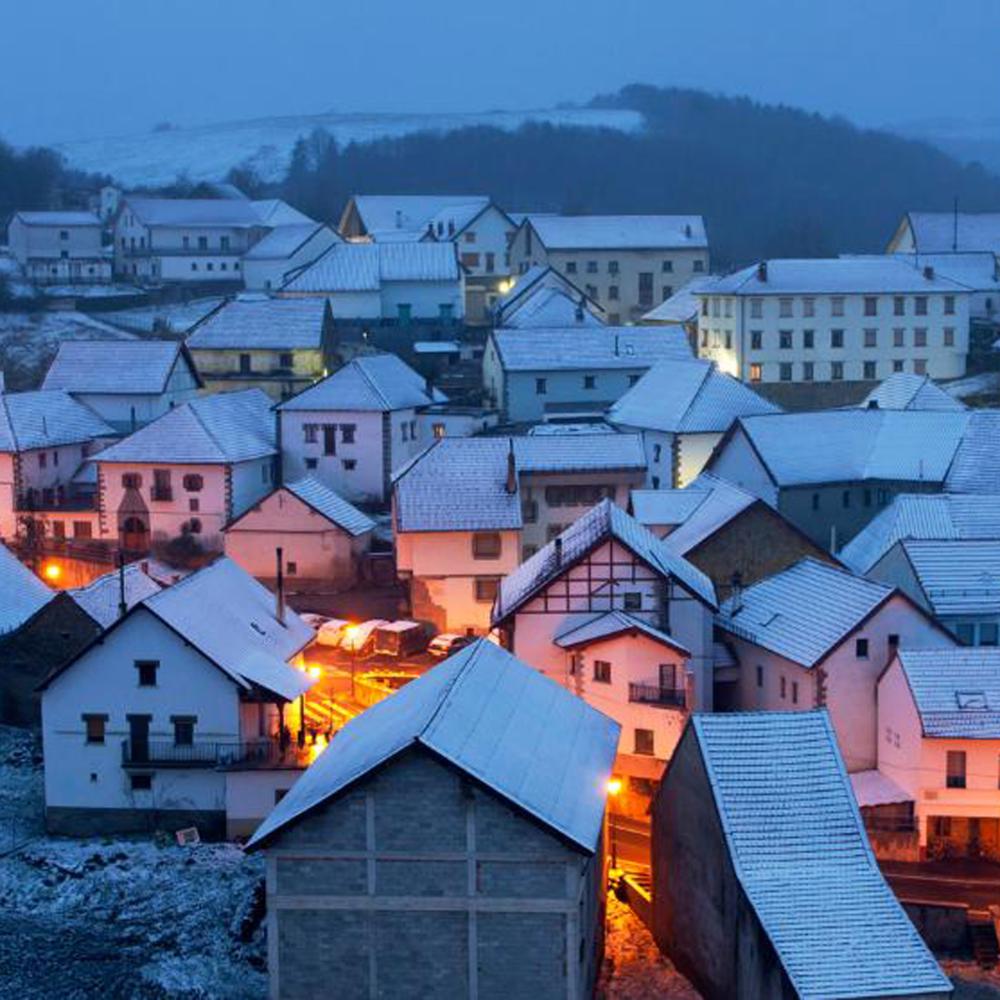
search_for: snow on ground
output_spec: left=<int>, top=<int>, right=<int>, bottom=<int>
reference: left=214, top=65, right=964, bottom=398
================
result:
left=947, top=371, right=1000, bottom=400
left=52, top=106, right=644, bottom=187
left=94, top=297, right=224, bottom=336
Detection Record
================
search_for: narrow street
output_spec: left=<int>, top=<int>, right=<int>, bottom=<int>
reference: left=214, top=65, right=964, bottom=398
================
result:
left=884, top=860, right=1000, bottom=911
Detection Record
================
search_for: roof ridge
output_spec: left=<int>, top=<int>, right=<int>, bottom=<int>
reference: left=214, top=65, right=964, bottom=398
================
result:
left=353, top=357, right=393, bottom=410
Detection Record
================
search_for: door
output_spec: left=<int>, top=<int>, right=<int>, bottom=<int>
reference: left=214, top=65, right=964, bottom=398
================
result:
left=659, top=663, right=677, bottom=692
left=323, top=424, right=337, bottom=456
left=121, top=516, right=149, bottom=553
left=128, top=715, right=150, bottom=763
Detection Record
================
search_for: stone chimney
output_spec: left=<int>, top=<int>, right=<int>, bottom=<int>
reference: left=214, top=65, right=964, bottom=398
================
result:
left=505, top=441, right=517, bottom=495
left=757, top=261, right=768, bottom=282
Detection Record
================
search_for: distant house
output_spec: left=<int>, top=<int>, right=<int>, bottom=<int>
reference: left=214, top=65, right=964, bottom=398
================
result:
left=185, top=295, right=333, bottom=400
left=859, top=372, right=966, bottom=411
left=651, top=711, right=951, bottom=1000
left=41, top=339, right=202, bottom=433
left=492, top=500, right=716, bottom=787
left=280, top=241, right=465, bottom=322
left=6, top=211, right=110, bottom=285
left=887, top=251, right=1000, bottom=323
left=339, top=194, right=515, bottom=322
left=509, top=215, right=709, bottom=324
left=640, top=275, right=716, bottom=337
left=246, top=639, right=619, bottom=1000
left=607, top=359, right=780, bottom=487
left=278, top=353, right=442, bottom=505
left=241, top=223, right=340, bottom=292
left=483, top=326, right=693, bottom=423
left=630, top=472, right=835, bottom=599
left=494, top=264, right=604, bottom=328
left=224, top=477, right=374, bottom=585
left=39, top=557, right=316, bottom=838
left=716, top=558, right=955, bottom=771
left=93, top=389, right=276, bottom=554
left=888, top=210, right=1000, bottom=255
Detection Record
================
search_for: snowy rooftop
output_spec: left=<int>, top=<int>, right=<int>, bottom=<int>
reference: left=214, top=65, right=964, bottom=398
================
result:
left=527, top=214, right=707, bottom=251
left=896, top=648, right=1000, bottom=739
left=282, top=241, right=460, bottom=292
left=248, top=639, right=620, bottom=851
left=123, top=197, right=266, bottom=228
left=13, top=210, right=100, bottom=227
left=494, top=499, right=716, bottom=621
left=641, top=275, right=718, bottom=323
left=859, top=373, right=966, bottom=412
left=894, top=539, right=1000, bottom=617
left=553, top=610, right=689, bottom=655
left=242, top=223, right=335, bottom=260
left=186, top=296, right=329, bottom=350
left=850, top=769, right=912, bottom=808
left=69, top=562, right=163, bottom=629
left=499, top=286, right=603, bottom=329
left=0, top=389, right=115, bottom=453
left=283, top=477, right=375, bottom=536
left=42, top=340, right=191, bottom=395
left=904, top=212, right=1000, bottom=254
left=0, top=544, right=52, bottom=634
left=840, top=493, right=1000, bottom=574
left=278, top=353, right=442, bottom=412
left=691, top=711, right=950, bottom=999
left=946, top=411, right=1000, bottom=494
left=711, top=256, right=969, bottom=295
left=608, top=359, right=779, bottom=433
left=95, top=388, right=275, bottom=465
left=890, top=251, right=1000, bottom=291
left=717, top=558, right=895, bottom=668
left=347, top=194, right=491, bottom=239
left=491, top=326, right=692, bottom=372
left=249, top=199, right=315, bottom=228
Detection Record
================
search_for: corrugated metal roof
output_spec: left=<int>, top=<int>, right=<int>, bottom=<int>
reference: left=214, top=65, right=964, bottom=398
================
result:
left=0, top=544, right=52, bottom=634
left=491, top=326, right=692, bottom=372
left=95, top=388, right=275, bottom=464
left=42, top=340, right=187, bottom=395
left=553, top=610, right=690, bottom=654
left=0, top=389, right=115, bottom=452
left=859, top=373, right=966, bottom=412
left=529, top=214, right=707, bottom=250
left=14, top=211, right=100, bottom=227
left=717, top=558, right=894, bottom=668
left=906, top=212, right=1000, bottom=254
left=897, top=648, right=1000, bottom=738
left=247, top=639, right=620, bottom=852
left=495, top=499, right=716, bottom=620
left=186, top=296, right=328, bottom=350
left=69, top=562, right=162, bottom=629
left=282, top=241, right=460, bottom=292
left=840, top=494, right=1000, bottom=574
left=284, top=477, right=375, bottom=536
left=898, top=539, right=1000, bottom=616
left=124, top=197, right=264, bottom=228
left=946, top=410, right=1000, bottom=494
left=692, top=711, right=950, bottom=1000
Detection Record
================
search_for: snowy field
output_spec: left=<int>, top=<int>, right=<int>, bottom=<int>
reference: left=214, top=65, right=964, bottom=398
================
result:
left=52, top=106, right=644, bottom=187
left=91, top=297, right=224, bottom=337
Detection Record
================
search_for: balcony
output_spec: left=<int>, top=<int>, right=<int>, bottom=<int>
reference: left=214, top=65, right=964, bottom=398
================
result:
left=121, top=738, right=312, bottom=770
left=628, top=683, right=685, bottom=709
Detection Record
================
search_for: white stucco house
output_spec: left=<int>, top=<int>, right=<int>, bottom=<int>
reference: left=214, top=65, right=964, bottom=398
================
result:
left=7, top=211, right=110, bottom=285
left=39, top=557, right=316, bottom=839
left=41, top=339, right=202, bottom=433
left=241, top=223, right=340, bottom=292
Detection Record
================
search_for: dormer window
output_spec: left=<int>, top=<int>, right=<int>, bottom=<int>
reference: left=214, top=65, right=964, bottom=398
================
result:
left=956, top=691, right=988, bottom=711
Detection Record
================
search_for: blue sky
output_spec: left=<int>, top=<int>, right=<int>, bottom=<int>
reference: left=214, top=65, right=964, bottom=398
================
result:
left=3, top=0, right=998, bottom=144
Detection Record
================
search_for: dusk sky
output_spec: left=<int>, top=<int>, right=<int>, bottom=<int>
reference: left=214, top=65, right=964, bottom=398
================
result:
left=3, top=0, right=999, bottom=145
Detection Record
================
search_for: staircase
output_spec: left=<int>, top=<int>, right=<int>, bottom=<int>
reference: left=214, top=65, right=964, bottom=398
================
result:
left=969, top=911, right=998, bottom=969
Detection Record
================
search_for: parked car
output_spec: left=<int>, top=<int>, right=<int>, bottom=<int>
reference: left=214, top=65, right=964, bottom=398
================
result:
left=315, top=618, right=351, bottom=647
left=300, top=613, right=330, bottom=630
left=372, top=621, right=428, bottom=658
left=427, top=633, right=474, bottom=658
left=341, top=619, right=389, bottom=654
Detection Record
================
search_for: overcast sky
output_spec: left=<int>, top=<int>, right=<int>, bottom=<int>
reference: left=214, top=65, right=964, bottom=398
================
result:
left=3, top=0, right=998, bottom=145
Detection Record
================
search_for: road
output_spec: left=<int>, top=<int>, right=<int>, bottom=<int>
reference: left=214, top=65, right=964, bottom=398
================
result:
left=884, top=861, right=1000, bottom=911
left=609, top=815, right=651, bottom=872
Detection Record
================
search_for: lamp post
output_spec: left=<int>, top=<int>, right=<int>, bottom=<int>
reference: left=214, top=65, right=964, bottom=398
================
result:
left=607, top=777, right=622, bottom=873
left=343, top=624, right=360, bottom=702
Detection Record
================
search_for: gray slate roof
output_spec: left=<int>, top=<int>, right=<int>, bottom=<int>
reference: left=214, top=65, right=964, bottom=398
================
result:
left=186, top=296, right=328, bottom=350
left=284, top=477, right=375, bottom=536
left=0, top=544, right=52, bottom=634
left=691, top=711, right=950, bottom=999
left=0, top=390, right=115, bottom=452
left=528, top=214, right=707, bottom=250
left=42, top=340, right=191, bottom=395
left=859, top=373, right=966, bottom=412
left=895, top=539, right=1000, bottom=617
left=69, top=562, right=163, bottom=629
left=247, top=639, right=620, bottom=852
left=283, top=241, right=460, bottom=292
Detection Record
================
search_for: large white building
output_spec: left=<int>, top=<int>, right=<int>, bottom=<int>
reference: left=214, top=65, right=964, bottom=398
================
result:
left=6, top=211, right=110, bottom=285
left=697, top=257, right=971, bottom=385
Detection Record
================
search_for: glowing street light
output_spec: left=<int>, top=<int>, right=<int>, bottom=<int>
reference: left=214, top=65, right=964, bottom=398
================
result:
left=42, top=562, right=62, bottom=583
left=607, top=776, right=622, bottom=872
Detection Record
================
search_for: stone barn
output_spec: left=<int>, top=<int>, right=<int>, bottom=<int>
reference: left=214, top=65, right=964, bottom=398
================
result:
left=247, top=639, right=620, bottom=1000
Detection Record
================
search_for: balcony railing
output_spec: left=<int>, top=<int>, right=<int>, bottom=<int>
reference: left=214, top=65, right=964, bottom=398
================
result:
left=121, top=738, right=312, bottom=770
left=628, top=683, right=685, bottom=709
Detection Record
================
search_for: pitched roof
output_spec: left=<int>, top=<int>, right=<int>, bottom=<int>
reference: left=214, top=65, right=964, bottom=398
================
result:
left=186, top=295, right=328, bottom=350
left=609, top=359, right=779, bottom=434
left=500, top=286, right=604, bottom=329
left=690, top=711, right=950, bottom=1000
left=69, top=562, right=163, bottom=629
left=528, top=214, right=707, bottom=251
left=347, top=194, right=491, bottom=240
left=946, top=410, right=1000, bottom=494
left=250, top=199, right=315, bottom=227
left=890, top=251, right=1000, bottom=292
left=494, top=499, right=716, bottom=621
left=553, top=610, right=690, bottom=654
left=283, top=477, right=375, bottom=536
left=490, top=326, right=692, bottom=372
left=246, top=639, right=620, bottom=851
left=13, top=211, right=100, bottom=227
left=0, top=389, right=115, bottom=452
left=896, top=648, right=1000, bottom=739
left=727, top=410, right=971, bottom=487
left=641, top=275, right=718, bottom=323
left=278, top=353, right=441, bottom=412
left=710, top=256, right=968, bottom=295
left=94, top=389, right=275, bottom=464
left=282, top=241, right=460, bottom=292
left=859, top=373, right=966, bottom=412
left=840, top=493, right=1000, bottom=574
left=896, top=539, right=1000, bottom=617
left=717, top=559, right=894, bottom=668
left=0, top=544, right=52, bottom=634
left=849, top=769, right=912, bottom=808
left=41, top=339, right=191, bottom=395
left=904, top=211, right=1000, bottom=254
left=242, top=223, right=336, bottom=261
left=122, top=197, right=265, bottom=228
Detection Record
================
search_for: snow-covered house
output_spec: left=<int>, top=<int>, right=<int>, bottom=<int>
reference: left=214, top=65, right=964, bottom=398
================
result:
left=246, top=639, right=619, bottom=1000
left=280, top=241, right=465, bottom=322
left=93, top=389, right=276, bottom=554
left=185, top=295, right=333, bottom=401
left=483, top=326, right=693, bottom=423
left=492, top=500, right=717, bottom=783
left=641, top=275, right=716, bottom=332
left=716, top=558, right=955, bottom=771
left=41, top=339, right=202, bottom=433
left=494, top=264, right=604, bottom=328
left=0, top=542, right=52, bottom=636
left=887, top=251, right=1000, bottom=323
left=877, top=648, right=1000, bottom=860
left=224, top=476, right=374, bottom=585
left=607, top=359, right=780, bottom=487
left=651, top=711, right=951, bottom=1000
left=859, top=372, right=966, bottom=412
left=68, top=560, right=165, bottom=628
left=0, top=385, right=116, bottom=540
left=39, top=557, right=316, bottom=838
left=278, top=353, right=442, bottom=505
left=7, top=211, right=110, bottom=285
left=888, top=211, right=1000, bottom=255
left=509, top=215, right=709, bottom=324
left=241, top=223, right=340, bottom=292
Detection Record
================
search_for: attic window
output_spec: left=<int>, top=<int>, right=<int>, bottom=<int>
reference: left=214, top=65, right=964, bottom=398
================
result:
left=956, top=691, right=989, bottom=711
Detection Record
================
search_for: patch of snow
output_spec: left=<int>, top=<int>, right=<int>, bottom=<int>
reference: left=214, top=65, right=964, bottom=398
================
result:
left=95, top=297, right=224, bottom=336
left=946, top=372, right=1000, bottom=399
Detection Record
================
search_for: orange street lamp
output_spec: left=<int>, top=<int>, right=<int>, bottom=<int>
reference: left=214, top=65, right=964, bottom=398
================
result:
left=607, top=777, right=622, bottom=871
left=42, top=562, right=62, bottom=583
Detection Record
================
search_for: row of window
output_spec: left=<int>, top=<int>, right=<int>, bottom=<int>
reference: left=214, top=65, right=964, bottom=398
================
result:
left=749, top=358, right=930, bottom=382
left=121, top=234, right=235, bottom=252
left=705, top=326, right=955, bottom=352
left=458, top=251, right=509, bottom=272
left=303, top=456, right=357, bottom=472
left=953, top=622, right=999, bottom=647
left=811, top=488, right=892, bottom=512
left=705, top=294, right=957, bottom=320
left=564, top=259, right=703, bottom=276
left=189, top=260, right=240, bottom=273
left=122, top=471, right=205, bottom=494
left=534, top=373, right=640, bottom=395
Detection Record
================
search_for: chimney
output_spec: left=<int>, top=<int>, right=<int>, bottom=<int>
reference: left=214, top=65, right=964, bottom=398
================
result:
left=757, top=261, right=768, bottom=282
left=730, top=571, right=743, bottom=613
left=614, top=335, right=620, bottom=357
left=426, top=223, right=434, bottom=239
left=425, top=376, right=434, bottom=400
left=395, top=209, right=403, bottom=229
left=0, top=370, right=5, bottom=394
left=867, top=399, right=879, bottom=409
left=505, top=440, right=517, bottom=495
left=275, top=547, right=285, bottom=625
left=117, top=551, right=128, bottom=619
left=684, top=223, right=692, bottom=238
left=923, top=265, right=935, bottom=281
left=575, top=298, right=585, bottom=323
left=554, top=537, right=563, bottom=567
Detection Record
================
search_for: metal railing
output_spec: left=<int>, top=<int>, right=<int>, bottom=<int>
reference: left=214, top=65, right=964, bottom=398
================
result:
left=628, top=684, right=685, bottom=708
left=121, top=738, right=311, bottom=770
